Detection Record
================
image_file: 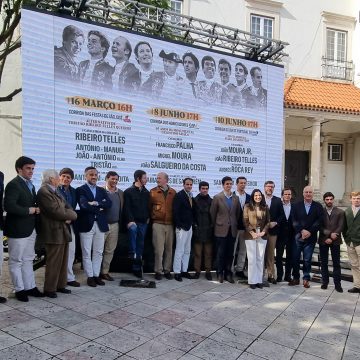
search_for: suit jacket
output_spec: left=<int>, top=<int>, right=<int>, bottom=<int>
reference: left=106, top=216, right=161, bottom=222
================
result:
left=243, top=204, right=270, bottom=240
left=278, top=203, right=294, bottom=244
left=113, top=61, right=140, bottom=92
left=319, top=207, right=344, bottom=245
left=210, top=192, right=240, bottom=238
left=267, top=195, right=284, bottom=236
left=79, top=59, right=113, bottom=91
left=173, top=189, right=194, bottom=231
left=76, top=184, right=112, bottom=233
left=37, top=185, right=77, bottom=245
left=343, top=207, right=360, bottom=246
left=0, top=171, right=4, bottom=230
left=235, top=192, right=251, bottom=230
left=4, top=176, right=38, bottom=238
left=292, top=200, right=323, bottom=243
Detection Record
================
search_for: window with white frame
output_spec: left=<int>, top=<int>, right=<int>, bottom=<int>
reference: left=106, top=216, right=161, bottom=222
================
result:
left=328, top=144, right=343, bottom=161
left=326, top=28, right=347, bottom=62
left=250, top=14, right=274, bottom=43
left=170, top=0, right=182, bottom=14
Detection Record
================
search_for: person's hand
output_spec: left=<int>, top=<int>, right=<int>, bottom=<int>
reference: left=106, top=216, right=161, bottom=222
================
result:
left=301, top=229, right=311, bottom=239
left=88, top=201, right=98, bottom=206
left=127, top=222, right=136, bottom=229
left=35, top=207, right=40, bottom=214
left=65, top=220, right=71, bottom=224
left=330, top=233, right=338, bottom=241
left=251, top=231, right=258, bottom=239
left=259, top=231, right=265, bottom=238
left=324, top=238, right=332, bottom=245
left=269, top=221, right=277, bottom=229
left=29, top=207, right=36, bottom=214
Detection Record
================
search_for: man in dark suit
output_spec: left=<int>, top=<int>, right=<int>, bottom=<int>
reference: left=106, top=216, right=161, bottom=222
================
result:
left=37, top=170, right=77, bottom=298
left=76, top=167, right=112, bottom=287
left=289, top=186, right=323, bottom=288
left=264, top=180, right=284, bottom=284
left=0, top=171, right=7, bottom=303
left=275, top=188, right=294, bottom=282
left=4, top=156, right=44, bottom=302
left=210, top=176, right=240, bottom=283
left=58, top=168, right=80, bottom=287
left=173, top=178, right=195, bottom=281
left=319, top=192, right=344, bottom=292
left=233, top=176, right=251, bottom=279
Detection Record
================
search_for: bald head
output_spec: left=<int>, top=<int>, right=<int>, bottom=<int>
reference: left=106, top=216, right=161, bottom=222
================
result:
left=303, top=186, right=314, bottom=203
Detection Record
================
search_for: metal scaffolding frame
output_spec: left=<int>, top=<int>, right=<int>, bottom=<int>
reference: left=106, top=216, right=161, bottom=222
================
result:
left=29, top=0, right=288, bottom=63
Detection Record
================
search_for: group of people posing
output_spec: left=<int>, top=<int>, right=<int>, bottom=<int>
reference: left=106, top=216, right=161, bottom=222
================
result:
left=54, top=25, right=267, bottom=109
left=1, top=156, right=360, bottom=304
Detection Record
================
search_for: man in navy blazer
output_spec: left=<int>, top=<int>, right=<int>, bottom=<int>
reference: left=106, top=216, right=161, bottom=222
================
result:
left=264, top=180, right=284, bottom=284
left=233, top=176, right=251, bottom=279
left=76, top=167, right=112, bottom=287
left=289, top=185, right=323, bottom=288
left=173, top=178, right=194, bottom=281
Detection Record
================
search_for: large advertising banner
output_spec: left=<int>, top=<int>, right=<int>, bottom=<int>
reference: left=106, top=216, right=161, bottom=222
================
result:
left=22, top=8, right=284, bottom=194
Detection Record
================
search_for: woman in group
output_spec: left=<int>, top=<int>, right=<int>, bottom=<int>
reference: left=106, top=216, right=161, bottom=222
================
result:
left=243, top=189, right=270, bottom=289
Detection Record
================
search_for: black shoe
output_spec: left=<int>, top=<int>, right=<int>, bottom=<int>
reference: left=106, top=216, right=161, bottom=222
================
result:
left=94, top=277, right=105, bottom=286
left=26, top=287, right=44, bottom=297
left=44, top=291, right=57, bottom=298
left=155, top=273, right=162, bottom=280
left=133, top=270, right=142, bottom=279
left=348, top=287, right=360, bottom=293
left=284, top=276, right=292, bottom=282
left=0, top=296, right=7, bottom=303
left=57, top=288, right=71, bottom=294
left=217, top=274, right=224, bottom=283
left=164, top=272, right=173, bottom=280
left=236, top=271, right=248, bottom=279
left=335, top=285, right=343, bottom=293
left=262, top=281, right=270, bottom=287
left=257, top=283, right=263, bottom=289
left=288, top=279, right=300, bottom=286
left=174, top=273, right=183, bottom=282
left=225, top=274, right=235, bottom=284
left=276, top=278, right=283, bottom=282
left=15, top=290, right=29, bottom=302
left=249, top=284, right=256, bottom=289
left=205, top=272, right=212, bottom=281
left=87, top=277, right=97, bottom=287
left=321, top=284, right=328, bottom=290
left=268, top=278, right=277, bottom=285
left=181, top=272, right=193, bottom=279
left=194, top=272, right=200, bottom=279
left=67, top=281, right=80, bottom=287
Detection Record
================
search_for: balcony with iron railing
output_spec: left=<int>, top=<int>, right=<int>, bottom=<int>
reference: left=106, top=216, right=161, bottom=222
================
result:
left=322, top=57, right=354, bottom=82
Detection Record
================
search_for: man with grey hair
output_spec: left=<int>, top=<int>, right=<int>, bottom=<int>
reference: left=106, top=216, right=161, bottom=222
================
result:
left=149, top=172, right=176, bottom=280
left=37, top=170, right=77, bottom=298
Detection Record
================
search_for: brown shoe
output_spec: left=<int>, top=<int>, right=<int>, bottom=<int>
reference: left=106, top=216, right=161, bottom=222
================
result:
left=288, top=279, right=300, bottom=286
left=87, top=277, right=97, bottom=287
left=94, top=277, right=105, bottom=286
left=100, top=273, right=114, bottom=281
left=303, top=280, right=310, bottom=288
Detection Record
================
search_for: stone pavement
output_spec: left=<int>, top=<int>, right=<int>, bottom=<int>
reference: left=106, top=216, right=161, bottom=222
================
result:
left=0, top=263, right=359, bottom=360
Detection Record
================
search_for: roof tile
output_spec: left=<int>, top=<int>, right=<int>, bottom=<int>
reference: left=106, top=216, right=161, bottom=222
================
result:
left=284, top=77, right=360, bottom=115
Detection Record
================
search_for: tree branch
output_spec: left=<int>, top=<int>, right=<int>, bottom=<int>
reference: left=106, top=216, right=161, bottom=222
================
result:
left=0, top=87, right=22, bottom=102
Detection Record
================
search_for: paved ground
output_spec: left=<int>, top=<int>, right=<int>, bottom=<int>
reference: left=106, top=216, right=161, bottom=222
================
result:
left=0, top=261, right=359, bottom=360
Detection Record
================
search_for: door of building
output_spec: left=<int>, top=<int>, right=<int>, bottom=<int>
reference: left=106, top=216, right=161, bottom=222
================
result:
left=284, top=150, right=309, bottom=202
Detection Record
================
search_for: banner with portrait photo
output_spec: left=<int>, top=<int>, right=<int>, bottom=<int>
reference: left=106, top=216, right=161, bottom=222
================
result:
left=22, top=8, right=284, bottom=194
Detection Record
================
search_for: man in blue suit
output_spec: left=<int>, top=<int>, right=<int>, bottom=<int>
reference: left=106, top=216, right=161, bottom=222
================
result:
left=4, top=156, right=44, bottom=302
left=173, top=178, right=194, bottom=281
left=76, top=167, right=112, bottom=287
left=289, top=186, right=323, bottom=288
